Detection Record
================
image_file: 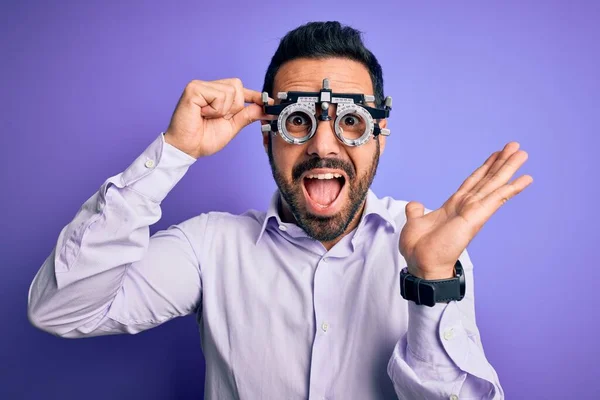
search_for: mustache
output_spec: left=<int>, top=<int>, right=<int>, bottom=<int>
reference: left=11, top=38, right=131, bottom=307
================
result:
left=292, top=157, right=356, bottom=182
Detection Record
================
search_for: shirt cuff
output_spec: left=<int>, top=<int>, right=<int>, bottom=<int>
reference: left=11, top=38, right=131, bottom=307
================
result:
left=407, top=300, right=462, bottom=367
left=119, top=133, right=197, bottom=203
left=440, top=301, right=499, bottom=385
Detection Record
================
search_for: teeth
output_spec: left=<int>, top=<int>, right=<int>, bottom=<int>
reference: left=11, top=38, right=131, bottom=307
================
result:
left=306, top=173, right=343, bottom=179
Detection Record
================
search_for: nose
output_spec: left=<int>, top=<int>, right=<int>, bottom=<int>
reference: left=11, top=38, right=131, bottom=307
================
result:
left=306, top=107, right=341, bottom=158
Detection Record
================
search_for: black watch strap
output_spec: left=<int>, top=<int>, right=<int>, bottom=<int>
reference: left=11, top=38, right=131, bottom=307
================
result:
left=400, top=260, right=466, bottom=307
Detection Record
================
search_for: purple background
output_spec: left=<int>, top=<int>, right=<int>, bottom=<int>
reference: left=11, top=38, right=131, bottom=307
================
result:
left=1, top=1, right=598, bottom=398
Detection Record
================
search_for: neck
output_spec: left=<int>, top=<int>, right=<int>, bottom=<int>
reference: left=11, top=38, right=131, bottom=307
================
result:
left=278, top=194, right=366, bottom=251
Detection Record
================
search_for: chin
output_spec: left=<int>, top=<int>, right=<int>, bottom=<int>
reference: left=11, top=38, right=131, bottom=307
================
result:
left=294, top=198, right=354, bottom=242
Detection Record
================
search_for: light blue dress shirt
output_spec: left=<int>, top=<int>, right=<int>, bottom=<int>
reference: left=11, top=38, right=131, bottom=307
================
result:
left=28, top=133, right=504, bottom=399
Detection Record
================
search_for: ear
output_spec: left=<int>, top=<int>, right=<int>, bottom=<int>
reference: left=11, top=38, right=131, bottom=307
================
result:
left=378, top=119, right=388, bottom=154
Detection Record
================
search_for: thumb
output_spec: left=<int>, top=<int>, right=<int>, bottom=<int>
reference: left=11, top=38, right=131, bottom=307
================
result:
left=405, top=201, right=425, bottom=220
left=231, top=103, right=273, bottom=132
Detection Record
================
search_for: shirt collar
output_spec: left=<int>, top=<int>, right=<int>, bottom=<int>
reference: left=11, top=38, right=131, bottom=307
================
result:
left=256, top=189, right=397, bottom=244
left=256, top=191, right=285, bottom=244
left=361, top=189, right=398, bottom=233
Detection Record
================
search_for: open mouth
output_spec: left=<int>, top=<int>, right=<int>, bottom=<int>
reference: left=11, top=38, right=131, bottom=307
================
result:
left=301, top=170, right=347, bottom=213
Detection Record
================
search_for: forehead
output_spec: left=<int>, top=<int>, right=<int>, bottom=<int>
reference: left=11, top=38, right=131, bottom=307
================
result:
left=273, top=57, right=373, bottom=95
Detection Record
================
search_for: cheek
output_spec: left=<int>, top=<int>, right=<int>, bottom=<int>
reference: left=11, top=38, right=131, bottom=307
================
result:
left=348, top=145, right=377, bottom=176
left=272, top=141, right=303, bottom=179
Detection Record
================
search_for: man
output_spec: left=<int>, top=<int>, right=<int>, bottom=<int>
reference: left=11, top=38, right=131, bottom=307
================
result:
left=28, top=21, right=531, bottom=399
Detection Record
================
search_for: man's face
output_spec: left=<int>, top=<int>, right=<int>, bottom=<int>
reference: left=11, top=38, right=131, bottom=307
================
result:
left=264, top=57, right=387, bottom=242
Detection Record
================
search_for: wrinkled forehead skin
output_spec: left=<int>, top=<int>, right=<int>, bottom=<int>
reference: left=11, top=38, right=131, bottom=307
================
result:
left=273, top=58, right=375, bottom=101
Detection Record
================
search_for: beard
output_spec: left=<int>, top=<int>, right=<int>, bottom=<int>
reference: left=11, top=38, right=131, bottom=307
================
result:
left=267, top=136, right=380, bottom=242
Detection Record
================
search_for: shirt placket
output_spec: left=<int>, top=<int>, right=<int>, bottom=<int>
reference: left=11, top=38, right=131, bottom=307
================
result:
left=308, top=253, right=340, bottom=400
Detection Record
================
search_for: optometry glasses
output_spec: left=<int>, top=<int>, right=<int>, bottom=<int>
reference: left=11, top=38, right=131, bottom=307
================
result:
left=261, top=78, right=392, bottom=147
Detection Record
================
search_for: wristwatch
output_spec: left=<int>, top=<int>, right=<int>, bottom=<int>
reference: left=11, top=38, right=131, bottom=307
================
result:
left=400, top=260, right=466, bottom=307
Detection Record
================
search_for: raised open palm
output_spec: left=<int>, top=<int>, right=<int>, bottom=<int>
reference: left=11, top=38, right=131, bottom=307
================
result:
left=399, top=142, right=533, bottom=280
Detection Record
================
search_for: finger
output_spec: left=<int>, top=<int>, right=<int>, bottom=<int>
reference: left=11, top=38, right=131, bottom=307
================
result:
left=230, top=103, right=271, bottom=131
left=459, top=174, right=533, bottom=232
left=456, top=151, right=500, bottom=193
left=470, top=142, right=520, bottom=194
left=212, top=78, right=243, bottom=87
left=243, top=88, right=263, bottom=105
left=215, top=80, right=273, bottom=119
left=405, top=201, right=425, bottom=220
left=222, top=84, right=262, bottom=119
left=475, top=150, right=529, bottom=197
left=184, top=81, right=210, bottom=107
left=205, top=81, right=236, bottom=119
left=188, top=83, right=227, bottom=118
left=244, top=88, right=274, bottom=106
left=211, top=78, right=244, bottom=115
left=210, top=78, right=273, bottom=105
left=477, top=174, right=534, bottom=214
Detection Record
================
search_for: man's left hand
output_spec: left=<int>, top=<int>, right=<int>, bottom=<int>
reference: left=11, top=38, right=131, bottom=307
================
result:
left=399, top=142, right=533, bottom=280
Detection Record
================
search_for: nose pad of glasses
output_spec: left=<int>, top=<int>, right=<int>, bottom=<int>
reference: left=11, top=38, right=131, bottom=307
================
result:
left=318, top=101, right=332, bottom=121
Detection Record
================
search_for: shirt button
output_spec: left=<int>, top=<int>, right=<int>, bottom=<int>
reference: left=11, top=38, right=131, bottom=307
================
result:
left=144, top=159, right=155, bottom=168
left=322, top=257, right=328, bottom=263
left=278, top=225, right=287, bottom=231
left=450, top=395, right=459, bottom=400
left=443, top=328, right=455, bottom=341
left=321, top=322, right=329, bottom=332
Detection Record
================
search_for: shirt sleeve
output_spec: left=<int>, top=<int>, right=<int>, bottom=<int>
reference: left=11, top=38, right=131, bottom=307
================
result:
left=387, top=251, right=505, bottom=399
left=27, top=133, right=206, bottom=338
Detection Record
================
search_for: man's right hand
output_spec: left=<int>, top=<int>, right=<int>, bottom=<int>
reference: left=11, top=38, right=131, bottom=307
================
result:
left=164, top=78, right=274, bottom=159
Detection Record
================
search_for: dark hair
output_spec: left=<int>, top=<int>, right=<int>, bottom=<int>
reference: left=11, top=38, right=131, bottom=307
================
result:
left=262, top=21, right=384, bottom=106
